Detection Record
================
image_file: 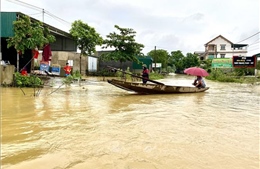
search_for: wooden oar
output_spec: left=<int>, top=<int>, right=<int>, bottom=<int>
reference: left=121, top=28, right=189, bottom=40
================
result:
left=107, top=66, right=164, bottom=85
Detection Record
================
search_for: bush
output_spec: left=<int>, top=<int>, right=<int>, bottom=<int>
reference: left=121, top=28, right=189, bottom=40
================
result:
left=206, top=69, right=255, bottom=83
left=63, top=75, right=74, bottom=85
left=115, top=68, right=123, bottom=78
left=256, top=61, right=260, bottom=70
left=86, top=68, right=116, bottom=77
left=234, top=68, right=255, bottom=76
left=72, top=70, right=81, bottom=79
left=166, top=66, right=175, bottom=73
left=125, top=67, right=132, bottom=81
left=149, top=72, right=164, bottom=80
left=14, top=72, right=43, bottom=87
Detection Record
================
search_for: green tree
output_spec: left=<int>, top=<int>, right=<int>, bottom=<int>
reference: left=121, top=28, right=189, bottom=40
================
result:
left=101, top=25, right=144, bottom=66
left=169, top=50, right=185, bottom=73
left=183, top=53, right=200, bottom=68
left=147, top=49, right=169, bottom=68
left=200, top=59, right=212, bottom=73
left=7, top=14, right=55, bottom=54
left=70, top=20, right=103, bottom=74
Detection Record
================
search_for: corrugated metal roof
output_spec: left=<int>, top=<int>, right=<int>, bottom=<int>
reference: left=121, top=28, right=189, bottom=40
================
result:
left=0, top=12, right=16, bottom=37
left=133, top=56, right=153, bottom=69
left=1, top=12, right=73, bottom=38
left=1, top=12, right=77, bottom=51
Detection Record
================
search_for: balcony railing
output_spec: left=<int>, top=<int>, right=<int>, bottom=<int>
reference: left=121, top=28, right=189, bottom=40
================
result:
left=206, top=49, right=216, bottom=53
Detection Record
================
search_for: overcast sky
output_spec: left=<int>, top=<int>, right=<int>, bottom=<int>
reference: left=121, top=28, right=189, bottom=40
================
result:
left=1, top=0, right=260, bottom=55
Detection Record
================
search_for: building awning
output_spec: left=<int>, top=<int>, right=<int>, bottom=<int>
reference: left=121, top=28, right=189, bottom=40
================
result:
left=232, top=44, right=248, bottom=48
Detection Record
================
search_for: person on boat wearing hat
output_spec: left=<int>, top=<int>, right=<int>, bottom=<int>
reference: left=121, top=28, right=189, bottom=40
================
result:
left=141, top=64, right=149, bottom=84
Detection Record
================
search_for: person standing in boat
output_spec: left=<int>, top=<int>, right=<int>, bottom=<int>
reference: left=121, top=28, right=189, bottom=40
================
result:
left=141, top=64, right=149, bottom=84
left=192, top=76, right=206, bottom=88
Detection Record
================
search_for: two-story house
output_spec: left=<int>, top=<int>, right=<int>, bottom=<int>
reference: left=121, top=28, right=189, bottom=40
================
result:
left=204, top=35, right=248, bottom=60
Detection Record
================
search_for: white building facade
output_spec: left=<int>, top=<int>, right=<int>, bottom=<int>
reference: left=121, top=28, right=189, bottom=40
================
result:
left=204, top=35, right=248, bottom=59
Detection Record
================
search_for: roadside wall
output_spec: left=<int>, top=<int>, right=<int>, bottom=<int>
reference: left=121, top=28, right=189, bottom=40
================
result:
left=0, top=65, right=15, bottom=85
left=35, top=51, right=87, bottom=76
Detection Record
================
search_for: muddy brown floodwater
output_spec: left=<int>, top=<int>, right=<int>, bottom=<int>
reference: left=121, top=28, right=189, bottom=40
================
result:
left=1, top=75, right=259, bottom=169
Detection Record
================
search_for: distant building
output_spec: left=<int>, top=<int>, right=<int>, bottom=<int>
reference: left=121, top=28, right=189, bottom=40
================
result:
left=94, top=50, right=152, bottom=73
left=195, top=35, right=248, bottom=61
left=204, top=35, right=248, bottom=60
left=0, top=12, right=78, bottom=75
left=194, top=51, right=206, bottom=60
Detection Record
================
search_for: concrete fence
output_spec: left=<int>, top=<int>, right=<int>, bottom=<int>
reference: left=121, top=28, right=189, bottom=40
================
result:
left=0, top=65, right=15, bottom=85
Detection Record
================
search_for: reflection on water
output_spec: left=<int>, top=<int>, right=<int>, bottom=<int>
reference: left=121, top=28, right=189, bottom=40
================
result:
left=1, top=75, right=259, bottom=169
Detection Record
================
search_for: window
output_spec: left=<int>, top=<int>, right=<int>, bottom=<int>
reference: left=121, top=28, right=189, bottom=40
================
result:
left=208, top=45, right=215, bottom=50
left=67, top=60, right=73, bottom=66
left=220, top=44, right=226, bottom=50
left=220, top=54, right=225, bottom=58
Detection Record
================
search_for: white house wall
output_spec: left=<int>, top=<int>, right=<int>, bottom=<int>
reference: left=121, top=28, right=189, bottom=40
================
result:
left=206, top=36, right=247, bottom=59
left=209, top=37, right=232, bottom=52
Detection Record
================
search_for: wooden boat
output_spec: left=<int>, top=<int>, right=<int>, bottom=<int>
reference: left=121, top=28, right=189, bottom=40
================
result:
left=107, top=79, right=209, bottom=94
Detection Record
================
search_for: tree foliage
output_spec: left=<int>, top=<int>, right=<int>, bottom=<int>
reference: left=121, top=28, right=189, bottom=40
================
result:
left=14, top=72, right=43, bottom=87
left=147, top=49, right=169, bottom=68
left=169, top=50, right=185, bottom=72
left=200, top=59, right=212, bottom=73
left=70, top=20, right=103, bottom=56
left=169, top=50, right=200, bottom=73
left=183, top=53, right=200, bottom=68
left=70, top=20, right=103, bottom=74
left=7, top=15, right=55, bottom=53
left=101, top=25, right=144, bottom=63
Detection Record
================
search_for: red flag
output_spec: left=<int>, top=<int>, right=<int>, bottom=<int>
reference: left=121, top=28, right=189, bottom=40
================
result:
left=33, top=49, right=39, bottom=59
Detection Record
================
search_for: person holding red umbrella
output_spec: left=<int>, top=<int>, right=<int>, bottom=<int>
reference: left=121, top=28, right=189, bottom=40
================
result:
left=192, top=76, right=206, bottom=88
left=184, top=67, right=208, bottom=88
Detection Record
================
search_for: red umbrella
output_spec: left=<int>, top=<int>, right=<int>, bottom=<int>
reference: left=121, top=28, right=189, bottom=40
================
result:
left=184, top=67, right=209, bottom=77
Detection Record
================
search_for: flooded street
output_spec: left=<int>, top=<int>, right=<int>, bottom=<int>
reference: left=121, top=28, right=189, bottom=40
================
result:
left=1, top=75, right=259, bottom=169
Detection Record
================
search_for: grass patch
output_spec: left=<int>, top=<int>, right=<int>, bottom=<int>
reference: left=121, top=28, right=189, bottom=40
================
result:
left=206, top=69, right=260, bottom=84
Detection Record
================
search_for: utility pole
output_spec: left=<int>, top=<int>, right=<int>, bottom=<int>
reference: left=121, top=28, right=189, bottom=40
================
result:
left=42, top=9, right=45, bottom=23
left=154, top=46, right=156, bottom=73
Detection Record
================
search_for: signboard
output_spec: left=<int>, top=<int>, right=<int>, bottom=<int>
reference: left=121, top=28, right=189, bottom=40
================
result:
left=232, top=56, right=256, bottom=68
left=212, top=58, right=233, bottom=68
left=51, top=64, right=61, bottom=75
left=152, top=63, right=162, bottom=68
left=40, top=61, right=49, bottom=72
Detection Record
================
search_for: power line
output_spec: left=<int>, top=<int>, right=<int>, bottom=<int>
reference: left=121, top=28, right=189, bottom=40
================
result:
left=6, top=0, right=42, bottom=11
left=236, top=32, right=260, bottom=43
left=248, top=38, right=260, bottom=46
left=5, top=0, right=72, bottom=26
left=248, top=47, right=259, bottom=51
left=249, top=41, right=259, bottom=47
left=44, top=11, right=71, bottom=25
left=44, top=15, right=71, bottom=29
